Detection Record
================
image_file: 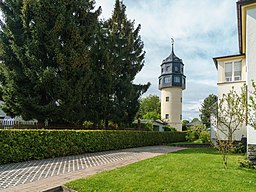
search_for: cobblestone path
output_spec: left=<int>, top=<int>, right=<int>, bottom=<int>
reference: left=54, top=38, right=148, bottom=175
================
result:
left=0, top=146, right=185, bottom=192
left=0, top=151, right=133, bottom=189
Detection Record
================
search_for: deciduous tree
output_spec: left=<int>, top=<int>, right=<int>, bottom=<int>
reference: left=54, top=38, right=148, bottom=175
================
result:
left=138, top=95, right=160, bottom=120
left=213, top=86, right=246, bottom=168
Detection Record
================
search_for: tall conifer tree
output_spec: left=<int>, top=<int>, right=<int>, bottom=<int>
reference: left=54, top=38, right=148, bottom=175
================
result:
left=0, top=0, right=100, bottom=125
left=105, top=0, right=150, bottom=126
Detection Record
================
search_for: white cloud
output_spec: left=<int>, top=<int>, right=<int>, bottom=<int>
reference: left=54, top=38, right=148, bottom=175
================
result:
left=95, top=0, right=238, bottom=120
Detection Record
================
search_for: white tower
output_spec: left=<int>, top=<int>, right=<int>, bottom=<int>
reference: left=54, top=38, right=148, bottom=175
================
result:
left=158, top=39, right=186, bottom=131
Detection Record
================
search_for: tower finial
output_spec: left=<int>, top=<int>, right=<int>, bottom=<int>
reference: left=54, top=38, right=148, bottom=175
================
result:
left=171, top=38, right=174, bottom=53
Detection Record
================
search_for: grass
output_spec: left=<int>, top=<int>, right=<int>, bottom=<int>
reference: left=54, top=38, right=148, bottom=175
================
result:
left=66, top=148, right=256, bottom=192
left=168, top=140, right=209, bottom=145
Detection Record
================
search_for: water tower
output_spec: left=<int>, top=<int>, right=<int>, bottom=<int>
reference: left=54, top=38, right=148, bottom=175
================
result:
left=158, top=39, right=186, bottom=131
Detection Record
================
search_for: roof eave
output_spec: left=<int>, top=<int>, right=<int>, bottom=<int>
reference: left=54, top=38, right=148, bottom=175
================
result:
left=236, top=0, right=256, bottom=54
left=212, top=53, right=245, bottom=70
left=237, top=1, right=243, bottom=54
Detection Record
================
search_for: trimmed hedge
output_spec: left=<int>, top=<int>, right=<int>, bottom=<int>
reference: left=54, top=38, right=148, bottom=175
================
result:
left=0, top=129, right=186, bottom=164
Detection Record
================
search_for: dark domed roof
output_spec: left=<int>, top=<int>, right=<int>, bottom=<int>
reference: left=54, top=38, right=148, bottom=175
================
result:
left=162, top=49, right=182, bottom=63
left=159, top=39, right=186, bottom=90
left=162, top=41, right=182, bottom=64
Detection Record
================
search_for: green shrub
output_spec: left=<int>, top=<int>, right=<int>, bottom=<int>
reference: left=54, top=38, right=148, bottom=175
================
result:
left=83, top=121, right=94, bottom=128
left=163, top=126, right=177, bottom=132
left=186, top=124, right=210, bottom=143
left=232, top=142, right=247, bottom=154
left=239, top=159, right=255, bottom=169
left=0, top=129, right=186, bottom=164
left=199, top=130, right=210, bottom=144
left=131, top=122, right=153, bottom=131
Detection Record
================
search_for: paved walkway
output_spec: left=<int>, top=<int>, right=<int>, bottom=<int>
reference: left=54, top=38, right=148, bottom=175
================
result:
left=0, top=146, right=185, bottom=192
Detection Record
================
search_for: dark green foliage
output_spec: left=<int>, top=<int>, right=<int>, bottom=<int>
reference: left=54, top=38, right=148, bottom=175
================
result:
left=163, top=126, right=177, bottom=132
left=232, top=142, right=247, bottom=154
left=131, top=121, right=153, bottom=131
left=182, top=119, right=189, bottom=131
left=0, top=0, right=149, bottom=127
left=101, top=0, right=150, bottom=126
left=0, top=129, right=186, bottom=164
left=199, top=94, right=217, bottom=128
left=0, top=0, right=100, bottom=125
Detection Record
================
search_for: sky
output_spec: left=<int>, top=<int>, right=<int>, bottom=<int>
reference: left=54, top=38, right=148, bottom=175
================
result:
left=95, top=0, right=240, bottom=121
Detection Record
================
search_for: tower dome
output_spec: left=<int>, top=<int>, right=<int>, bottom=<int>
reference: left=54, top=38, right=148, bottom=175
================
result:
left=159, top=40, right=186, bottom=90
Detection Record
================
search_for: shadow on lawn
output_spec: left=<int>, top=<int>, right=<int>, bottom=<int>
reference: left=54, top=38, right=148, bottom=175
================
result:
left=175, top=147, right=247, bottom=158
left=174, top=147, right=220, bottom=155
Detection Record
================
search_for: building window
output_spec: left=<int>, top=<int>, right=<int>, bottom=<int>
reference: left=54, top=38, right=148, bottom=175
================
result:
left=161, top=68, right=164, bottom=73
left=165, top=114, right=169, bottom=119
left=225, top=62, right=232, bottom=81
left=225, top=61, right=241, bottom=82
left=180, top=115, right=182, bottom=120
left=181, top=97, right=182, bottom=103
left=174, top=76, right=180, bottom=83
left=164, top=76, right=171, bottom=83
left=181, top=66, right=183, bottom=73
left=174, top=66, right=178, bottom=72
left=234, top=61, right=241, bottom=81
left=166, top=97, right=169, bottom=102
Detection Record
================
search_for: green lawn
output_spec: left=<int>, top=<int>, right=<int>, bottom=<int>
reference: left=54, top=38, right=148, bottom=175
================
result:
left=168, top=141, right=209, bottom=145
left=66, top=148, right=256, bottom=192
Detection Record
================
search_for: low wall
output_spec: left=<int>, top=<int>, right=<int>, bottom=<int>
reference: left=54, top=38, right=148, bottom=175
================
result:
left=248, top=144, right=256, bottom=161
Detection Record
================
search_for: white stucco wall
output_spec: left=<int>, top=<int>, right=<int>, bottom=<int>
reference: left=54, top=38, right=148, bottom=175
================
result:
left=246, top=7, right=256, bottom=144
left=161, top=87, right=182, bottom=131
left=216, top=82, right=247, bottom=140
left=218, top=82, right=245, bottom=98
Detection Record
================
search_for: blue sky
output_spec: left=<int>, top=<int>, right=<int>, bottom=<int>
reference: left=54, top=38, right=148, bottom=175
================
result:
left=96, top=0, right=239, bottom=121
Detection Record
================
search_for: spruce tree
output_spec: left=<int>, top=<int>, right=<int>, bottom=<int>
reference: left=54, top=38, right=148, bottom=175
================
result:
left=199, top=94, right=218, bottom=128
left=105, top=0, right=150, bottom=126
left=0, top=0, right=100, bottom=125
left=83, top=21, right=114, bottom=127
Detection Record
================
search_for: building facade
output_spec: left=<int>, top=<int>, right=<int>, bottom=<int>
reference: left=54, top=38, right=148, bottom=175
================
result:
left=213, top=0, right=256, bottom=160
left=159, top=40, right=186, bottom=131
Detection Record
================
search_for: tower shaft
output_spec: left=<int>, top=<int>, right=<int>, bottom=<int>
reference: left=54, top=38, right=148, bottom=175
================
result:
left=161, top=87, right=182, bottom=130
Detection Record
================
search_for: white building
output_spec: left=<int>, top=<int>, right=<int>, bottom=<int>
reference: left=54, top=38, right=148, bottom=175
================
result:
left=213, top=0, right=256, bottom=160
left=158, top=40, right=186, bottom=131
